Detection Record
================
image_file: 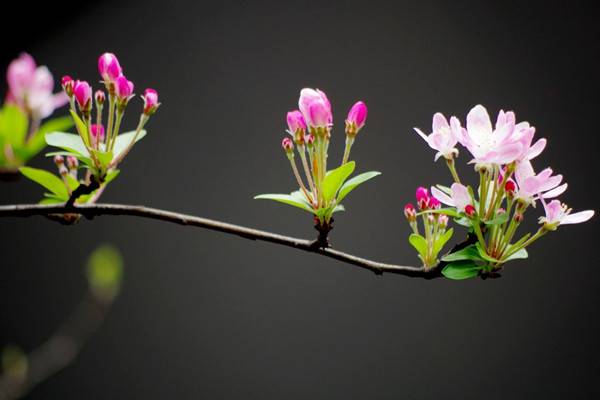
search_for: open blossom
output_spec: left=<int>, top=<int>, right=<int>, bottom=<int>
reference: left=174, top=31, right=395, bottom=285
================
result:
left=431, top=183, right=471, bottom=212
left=513, top=160, right=567, bottom=203
left=414, top=113, right=460, bottom=161
left=6, top=53, right=68, bottom=119
left=298, top=88, right=332, bottom=129
left=539, top=199, right=594, bottom=228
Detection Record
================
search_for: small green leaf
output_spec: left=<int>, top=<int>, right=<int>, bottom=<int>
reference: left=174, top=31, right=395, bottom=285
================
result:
left=19, top=167, right=68, bottom=199
left=476, top=242, right=500, bottom=263
left=113, top=130, right=147, bottom=159
left=442, top=261, right=482, bottom=280
left=332, top=204, right=345, bottom=213
left=409, top=233, right=428, bottom=259
left=435, top=184, right=452, bottom=195
left=434, top=228, right=454, bottom=255
left=0, top=105, right=28, bottom=146
left=69, top=110, right=91, bottom=148
left=442, top=244, right=482, bottom=262
left=254, top=193, right=314, bottom=213
left=45, top=132, right=89, bottom=156
left=504, top=247, right=528, bottom=261
left=321, top=161, right=355, bottom=204
left=336, top=171, right=381, bottom=203
left=484, top=213, right=509, bottom=226
left=454, top=216, right=472, bottom=227
left=92, top=150, right=113, bottom=169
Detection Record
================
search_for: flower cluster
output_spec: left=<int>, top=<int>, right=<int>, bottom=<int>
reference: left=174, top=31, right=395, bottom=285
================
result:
left=407, top=105, right=594, bottom=278
left=0, top=53, right=71, bottom=170
left=20, top=52, right=160, bottom=205
left=256, top=88, right=379, bottom=233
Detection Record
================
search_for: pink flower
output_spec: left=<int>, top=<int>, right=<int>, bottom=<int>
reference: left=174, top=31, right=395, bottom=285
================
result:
left=298, top=88, right=332, bottom=129
left=415, top=186, right=429, bottom=209
left=414, top=113, right=460, bottom=161
left=91, top=124, right=105, bottom=142
left=143, top=88, right=159, bottom=114
left=431, top=183, right=471, bottom=213
left=286, top=110, right=307, bottom=134
left=539, top=199, right=594, bottom=228
left=281, top=137, right=294, bottom=152
left=73, top=80, right=92, bottom=110
left=513, top=160, right=567, bottom=203
left=404, top=203, right=416, bottom=221
left=458, top=105, right=525, bottom=165
left=98, top=52, right=122, bottom=82
left=6, top=53, right=68, bottom=119
left=115, top=75, right=134, bottom=99
left=346, top=101, right=368, bottom=131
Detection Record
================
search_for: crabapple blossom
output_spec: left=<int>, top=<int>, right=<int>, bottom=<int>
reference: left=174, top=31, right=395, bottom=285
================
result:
left=298, top=88, right=332, bottom=129
left=539, top=200, right=594, bottom=230
left=414, top=113, right=460, bottom=161
left=430, top=183, right=471, bottom=213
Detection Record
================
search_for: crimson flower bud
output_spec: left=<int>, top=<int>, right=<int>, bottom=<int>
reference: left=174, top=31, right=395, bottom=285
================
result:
left=143, top=88, right=159, bottom=115
left=91, top=124, right=105, bottom=143
left=61, top=75, right=74, bottom=97
left=73, top=80, right=92, bottom=111
left=429, top=196, right=441, bottom=209
left=95, top=90, right=106, bottom=106
left=514, top=212, right=524, bottom=223
left=416, top=186, right=429, bottom=210
left=404, top=203, right=416, bottom=222
left=98, top=52, right=122, bottom=82
left=465, top=204, right=476, bottom=218
left=505, top=179, right=516, bottom=197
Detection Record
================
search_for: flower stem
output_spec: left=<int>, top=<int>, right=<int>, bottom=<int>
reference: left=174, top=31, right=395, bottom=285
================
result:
left=445, top=157, right=461, bottom=183
left=342, top=136, right=354, bottom=165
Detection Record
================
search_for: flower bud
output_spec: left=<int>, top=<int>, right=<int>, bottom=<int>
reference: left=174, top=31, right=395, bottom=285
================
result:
left=281, top=137, right=294, bottom=157
left=298, top=88, right=332, bottom=130
left=98, top=52, right=122, bottom=82
left=404, top=203, right=416, bottom=222
left=61, top=75, right=74, bottom=97
left=73, top=80, right=92, bottom=111
left=505, top=179, right=516, bottom=197
left=429, top=196, right=441, bottom=209
left=142, top=88, right=159, bottom=115
left=115, top=75, right=134, bottom=100
left=514, top=212, right=524, bottom=223
left=91, top=124, right=105, bottom=143
left=66, top=155, right=78, bottom=170
left=465, top=204, right=476, bottom=218
left=305, top=133, right=315, bottom=148
left=438, top=214, right=449, bottom=229
left=287, top=110, right=306, bottom=144
left=53, top=155, right=64, bottom=166
left=427, top=214, right=435, bottom=224
left=416, top=186, right=429, bottom=209
left=345, top=101, right=368, bottom=137
left=95, top=90, right=106, bottom=106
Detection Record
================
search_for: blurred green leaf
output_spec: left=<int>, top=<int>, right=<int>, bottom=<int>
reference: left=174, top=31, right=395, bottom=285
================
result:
left=113, top=130, right=147, bottom=160
left=408, top=233, right=428, bottom=259
left=46, top=132, right=89, bottom=156
left=442, top=261, right=482, bottom=280
left=484, top=213, right=509, bottom=226
left=0, top=105, right=28, bottom=146
left=321, top=161, right=355, bottom=204
left=504, top=247, right=528, bottom=261
left=87, top=245, right=124, bottom=301
left=336, top=170, right=381, bottom=203
left=434, top=228, right=454, bottom=255
left=1, top=345, right=28, bottom=380
left=19, top=167, right=68, bottom=199
left=24, top=116, right=74, bottom=159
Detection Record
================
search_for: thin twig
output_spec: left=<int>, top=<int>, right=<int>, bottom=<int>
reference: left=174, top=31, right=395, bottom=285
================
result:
left=0, top=203, right=441, bottom=278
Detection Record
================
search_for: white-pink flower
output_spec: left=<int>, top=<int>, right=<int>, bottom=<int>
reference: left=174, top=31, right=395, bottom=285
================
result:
left=431, top=183, right=471, bottom=212
left=414, top=113, right=460, bottom=161
left=539, top=199, right=594, bottom=228
left=6, top=53, right=68, bottom=119
left=458, top=105, right=525, bottom=165
left=513, top=160, right=567, bottom=203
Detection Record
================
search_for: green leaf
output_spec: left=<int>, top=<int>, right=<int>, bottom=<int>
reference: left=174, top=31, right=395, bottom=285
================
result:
left=434, top=228, right=454, bottom=255
left=484, top=213, right=509, bottom=226
left=504, top=247, right=528, bottom=261
left=24, top=116, right=74, bottom=159
left=454, top=216, right=472, bottom=227
left=332, top=204, right=345, bottom=213
left=321, top=161, right=355, bottom=204
left=0, top=105, right=28, bottom=146
left=417, top=208, right=460, bottom=218
left=45, top=132, right=90, bottom=156
left=105, top=169, right=120, bottom=184
left=92, top=150, right=113, bottom=169
left=113, top=130, right=147, bottom=159
left=408, top=233, right=428, bottom=259
left=254, top=193, right=314, bottom=213
left=475, top=242, right=500, bottom=263
left=336, top=171, right=381, bottom=203
left=19, top=167, right=68, bottom=199
left=69, top=110, right=91, bottom=148
left=442, top=244, right=482, bottom=262
left=442, top=261, right=482, bottom=280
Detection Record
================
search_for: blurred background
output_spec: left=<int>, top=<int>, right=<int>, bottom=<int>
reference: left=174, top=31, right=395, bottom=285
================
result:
left=1, top=1, right=599, bottom=398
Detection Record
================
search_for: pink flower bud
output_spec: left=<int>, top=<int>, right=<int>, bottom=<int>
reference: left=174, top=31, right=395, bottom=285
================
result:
left=438, top=214, right=449, bottom=229
left=53, top=155, right=64, bottom=165
left=416, top=186, right=429, bottom=209
left=95, top=90, right=106, bottom=105
left=98, top=52, right=122, bottom=82
left=346, top=101, right=368, bottom=133
left=298, top=88, right=332, bottom=129
left=305, top=133, right=315, bottom=147
left=281, top=137, right=294, bottom=153
left=429, top=196, right=441, bottom=209
left=505, top=180, right=516, bottom=196
left=143, top=88, right=159, bottom=115
left=404, top=203, right=416, bottom=222
left=91, top=124, right=105, bottom=142
left=61, top=75, right=74, bottom=96
left=66, top=156, right=78, bottom=170
left=73, top=80, right=92, bottom=110
left=286, top=110, right=306, bottom=134
left=514, top=212, right=524, bottom=223
left=465, top=204, right=476, bottom=217
left=115, top=75, right=134, bottom=100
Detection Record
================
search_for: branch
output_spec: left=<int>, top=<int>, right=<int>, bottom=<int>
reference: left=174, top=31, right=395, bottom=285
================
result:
left=0, top=203, right=442, bottom=278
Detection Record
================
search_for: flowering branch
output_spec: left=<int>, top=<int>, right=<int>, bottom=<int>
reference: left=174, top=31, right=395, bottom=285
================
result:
left=0, top=202, right=442, bottom=278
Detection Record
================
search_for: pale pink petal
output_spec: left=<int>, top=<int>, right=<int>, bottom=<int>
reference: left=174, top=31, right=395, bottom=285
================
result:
left=539, top=175, right=562, bottom=192
left=431, top=186, right=455, bottom=207
left=466, top=105, right=493, bottom=141
left=542, top=183, right=568, bottom=199
left=413, top=127, right=429, bottom=143
left=432, top=112, right=449, bottom=132
left=450, top=183, right=470, bottom=211
left=561, top=210, right=594, bottom=225
left=527, top=138, right=546, bottom=160
left=494, top=142, right=523, bottom=164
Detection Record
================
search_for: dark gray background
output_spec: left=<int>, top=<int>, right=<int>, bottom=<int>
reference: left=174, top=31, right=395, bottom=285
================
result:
left=1, top=1, right=599, bottom=399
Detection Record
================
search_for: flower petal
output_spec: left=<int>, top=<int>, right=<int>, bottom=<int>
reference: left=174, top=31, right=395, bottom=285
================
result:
left=561, top=210, right=594, bottom=225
